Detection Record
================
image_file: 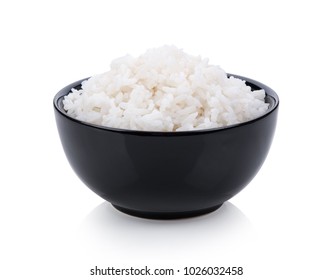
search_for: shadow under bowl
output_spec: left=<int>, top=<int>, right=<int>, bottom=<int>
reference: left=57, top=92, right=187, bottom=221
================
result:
left=53, top=74, right=279, bottom=219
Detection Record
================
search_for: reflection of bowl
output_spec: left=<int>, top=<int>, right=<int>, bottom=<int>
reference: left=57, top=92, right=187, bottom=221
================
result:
left=53, top=74, right=279, bottom=219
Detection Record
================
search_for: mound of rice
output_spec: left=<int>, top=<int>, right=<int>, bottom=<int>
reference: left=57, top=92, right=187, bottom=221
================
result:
left=63, top=46, right=269, bottom=132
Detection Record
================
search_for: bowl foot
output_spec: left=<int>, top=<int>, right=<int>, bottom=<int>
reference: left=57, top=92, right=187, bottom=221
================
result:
left=111, top=203, right=223, bottom=220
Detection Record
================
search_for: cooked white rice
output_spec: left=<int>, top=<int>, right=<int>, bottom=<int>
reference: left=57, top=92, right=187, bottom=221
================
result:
left=63, top=46, right=269, bottom=132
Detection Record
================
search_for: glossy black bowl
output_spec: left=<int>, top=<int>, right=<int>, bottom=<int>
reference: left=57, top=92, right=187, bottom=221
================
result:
left=54, top=74, right=279, bottom=219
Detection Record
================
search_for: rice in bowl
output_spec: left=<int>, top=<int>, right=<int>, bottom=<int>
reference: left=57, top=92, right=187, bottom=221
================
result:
left=63, top=46, right=269, bottom=132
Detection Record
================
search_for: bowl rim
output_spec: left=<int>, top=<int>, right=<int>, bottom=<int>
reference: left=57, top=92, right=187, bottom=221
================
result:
left=53, top=74, right=279, bottom=136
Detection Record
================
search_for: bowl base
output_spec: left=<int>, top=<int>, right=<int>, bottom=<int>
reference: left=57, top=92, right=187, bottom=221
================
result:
left=111, top=203, right=223, bottom=220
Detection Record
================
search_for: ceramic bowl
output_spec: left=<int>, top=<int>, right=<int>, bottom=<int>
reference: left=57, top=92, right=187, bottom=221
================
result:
left=54, top=74, right=279, bottom=219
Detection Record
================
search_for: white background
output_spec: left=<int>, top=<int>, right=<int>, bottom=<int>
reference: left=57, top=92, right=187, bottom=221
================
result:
left=1, top=0, right=332, bottom=279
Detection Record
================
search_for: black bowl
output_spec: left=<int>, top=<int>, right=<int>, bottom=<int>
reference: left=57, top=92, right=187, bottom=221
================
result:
left=54, top=74, right=279, bottom=219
